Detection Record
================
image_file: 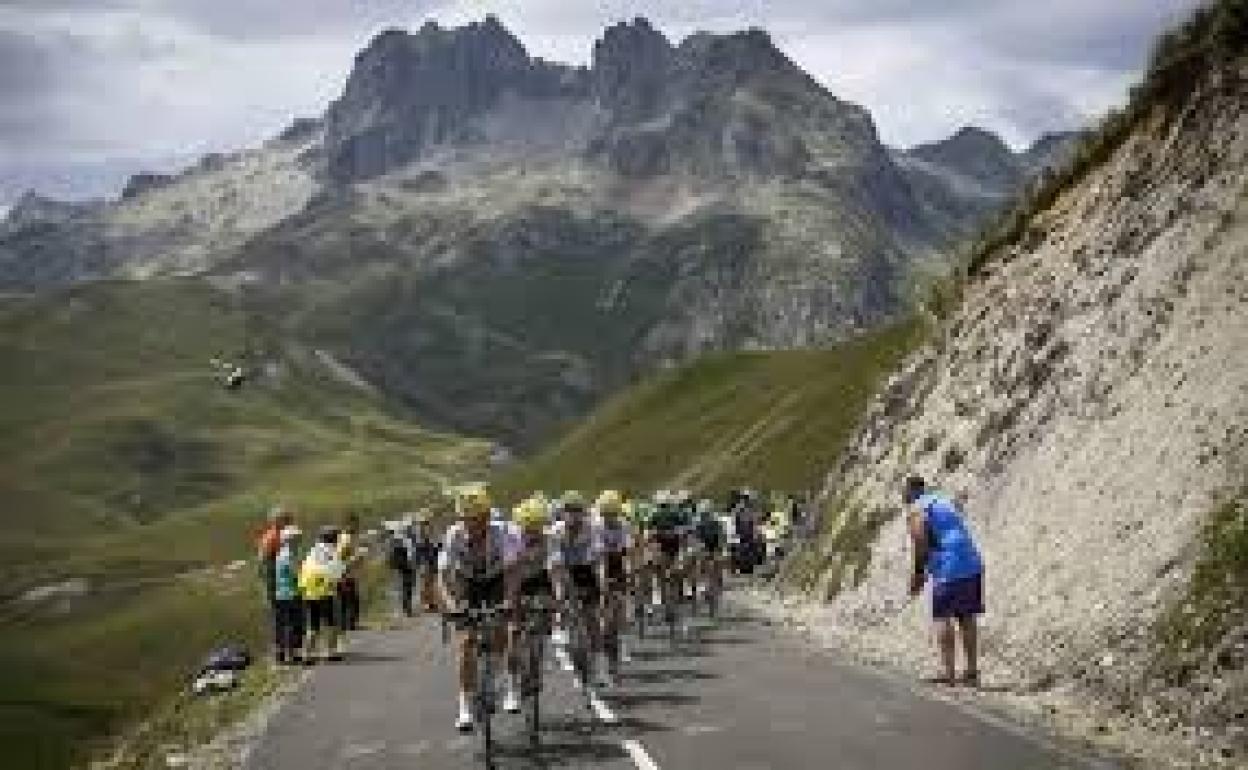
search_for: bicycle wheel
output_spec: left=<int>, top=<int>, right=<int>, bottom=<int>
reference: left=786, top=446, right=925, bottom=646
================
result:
left=476, top=632, right=495, bottom=768
left=664, top=577, right=678, bottom=648
left=528, top=629, right=542, bottom=748
left=570, top=605, right=590, bottom=691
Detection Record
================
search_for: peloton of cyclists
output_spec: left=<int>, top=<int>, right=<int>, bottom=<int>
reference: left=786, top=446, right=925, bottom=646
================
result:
left=435, top=483, right=791, bottom=731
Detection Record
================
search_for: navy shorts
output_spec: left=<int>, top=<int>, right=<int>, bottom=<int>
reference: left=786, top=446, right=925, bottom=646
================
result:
left=931, top=573, right=984, bottom=619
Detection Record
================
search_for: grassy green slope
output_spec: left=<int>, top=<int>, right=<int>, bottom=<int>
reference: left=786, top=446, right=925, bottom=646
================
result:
left=0, top=279, right=488, bottom=767
left=497, top=322, right=920, bottom=501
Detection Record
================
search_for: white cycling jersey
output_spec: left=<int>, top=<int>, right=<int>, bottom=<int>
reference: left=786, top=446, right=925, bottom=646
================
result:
left=598, top=515, right=632, bottom=548
left=438, top=520, right=518, bottom=580
left=547, top=519, right=601, bottom=568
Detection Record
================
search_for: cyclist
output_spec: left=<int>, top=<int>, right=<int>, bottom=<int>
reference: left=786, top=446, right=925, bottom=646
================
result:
left=731, top=488, right=764, bottom=573
left=548, top=490, right=610, bottom=689
left=625, top=498, right=657, bottom=625
left=504, top=494, right=553, bottom=714
left=595, top=489, right=632, bottom=682
left=438, top=484, right=517, bottom=732
left=675, top=491, right=699, bottom=602
left=648, top=491, right=687, bottom=622
left=693, top=498, right=727, bottom=606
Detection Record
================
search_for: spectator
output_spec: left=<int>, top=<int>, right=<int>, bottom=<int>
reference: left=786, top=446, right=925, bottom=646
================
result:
left=300, top=527, right=344, bottom=663
left=388, top=517, right=415, bottom=617
left=336, top=514, right=363, bottom=633
left=273, top=525, right=304, bottom=664
left=904, top=475, right=985, bottom=687
left=256, top=505, right=292, bottom=658
left=408, top=510, right=441, bottom=612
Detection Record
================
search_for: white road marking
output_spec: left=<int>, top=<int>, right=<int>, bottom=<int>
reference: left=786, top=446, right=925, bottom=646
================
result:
left=550, top=630, right=659, bottom=769
left=622, top=738, right=661, bottom=770
left=588, top=689, right=618, bottom=724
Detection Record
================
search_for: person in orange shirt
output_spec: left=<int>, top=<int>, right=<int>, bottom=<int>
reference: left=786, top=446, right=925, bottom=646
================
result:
left=257, top=505, right=293, bottom=658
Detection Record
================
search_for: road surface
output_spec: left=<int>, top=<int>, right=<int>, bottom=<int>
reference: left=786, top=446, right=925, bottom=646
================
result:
left=246, top=599, right=1115, bottom=769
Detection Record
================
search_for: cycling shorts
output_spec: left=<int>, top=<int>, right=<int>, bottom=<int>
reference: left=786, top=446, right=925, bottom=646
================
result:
left=653, top=531, right=681, bottom=559
left=463, top=573, right=505, bottom=608
left=604, top=551, right=627, bottom=589
left=568, top=564, right=600, bottom=604
left=697, top=528, right=725, bottom=554
left=520, top=570, right=553, bottom=597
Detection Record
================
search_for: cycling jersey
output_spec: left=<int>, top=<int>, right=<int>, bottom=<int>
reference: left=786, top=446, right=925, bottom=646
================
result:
left=513, top=529, right=553, bottom=596
left=650, top=506, right=687, bottom=558
left=549, top=519, right=602, bottom=602
left=547, top=519, right=599, bottom=567
left=597, top=518, right=632, bottom=586
left=439, top=521, right=517, bottom=606
left=695, top=516, right=726, bottom=553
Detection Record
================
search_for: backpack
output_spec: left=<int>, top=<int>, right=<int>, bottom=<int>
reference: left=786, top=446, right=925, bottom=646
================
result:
left=199, top=644, right=251, bottom=675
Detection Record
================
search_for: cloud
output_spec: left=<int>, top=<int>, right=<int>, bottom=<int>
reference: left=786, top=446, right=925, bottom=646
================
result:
left=0, top=0, right=1206, bottom=203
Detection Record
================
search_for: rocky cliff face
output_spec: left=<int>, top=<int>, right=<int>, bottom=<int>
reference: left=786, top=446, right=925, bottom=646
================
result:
left=787, top=22, right=1248, bottom=767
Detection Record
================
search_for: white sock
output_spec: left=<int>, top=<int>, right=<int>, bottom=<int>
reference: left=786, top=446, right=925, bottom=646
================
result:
left=458, top=691, right=472, bottom=715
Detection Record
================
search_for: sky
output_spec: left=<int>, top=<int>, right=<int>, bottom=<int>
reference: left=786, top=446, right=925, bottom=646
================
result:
left=0, top=0, right=1203, bottom=206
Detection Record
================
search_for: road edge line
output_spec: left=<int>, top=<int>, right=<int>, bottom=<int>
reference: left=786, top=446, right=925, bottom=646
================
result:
left=621, top=738, right=660, bottom=770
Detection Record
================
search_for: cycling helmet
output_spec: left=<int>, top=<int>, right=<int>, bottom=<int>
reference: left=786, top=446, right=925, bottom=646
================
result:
left=596, top=489, right=624, bottom=514
left=513, top=496, right=549, bottom=531
left=560, top=490, right=587, bottom=511
left=697, top=498, right=715, bottom=516
left=453, top=483, right=492, bottom=518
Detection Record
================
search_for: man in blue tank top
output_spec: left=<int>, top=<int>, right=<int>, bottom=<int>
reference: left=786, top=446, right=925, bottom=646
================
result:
left=905, top=475, right=984, bottom=687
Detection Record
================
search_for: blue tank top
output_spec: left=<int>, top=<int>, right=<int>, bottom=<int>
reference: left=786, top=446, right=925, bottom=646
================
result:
left=918, top=493, right=982, bottom=584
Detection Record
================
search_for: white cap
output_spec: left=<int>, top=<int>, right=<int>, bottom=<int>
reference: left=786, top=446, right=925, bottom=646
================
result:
left=279, top=525, right=302, bottom=541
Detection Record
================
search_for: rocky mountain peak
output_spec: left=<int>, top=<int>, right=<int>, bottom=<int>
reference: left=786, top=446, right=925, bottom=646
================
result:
left=3, top=190, right=95, bottom=230
left=591, top=17, right=675, bottom=120
left=677, top=28, right=790, bottom=77
left=325, top=18, right=552, bottom=180
left=909, top=126, right=1023, bottom=189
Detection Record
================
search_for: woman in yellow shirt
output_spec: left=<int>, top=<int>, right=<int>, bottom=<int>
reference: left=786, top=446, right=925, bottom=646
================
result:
left=300, top=527, right=344, bottom=663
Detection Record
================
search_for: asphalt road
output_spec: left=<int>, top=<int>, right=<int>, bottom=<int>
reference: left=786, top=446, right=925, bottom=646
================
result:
left=245, top=598, right=1115, bottom=770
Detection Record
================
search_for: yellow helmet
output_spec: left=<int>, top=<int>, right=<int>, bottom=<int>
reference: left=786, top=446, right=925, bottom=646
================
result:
left=560, top=490, right=587, bottom=511
left=596, top=489, right=624, bottom=514
left=453, top=483, right=492, bottom=518
left=513, top=495, right=550, bottom=531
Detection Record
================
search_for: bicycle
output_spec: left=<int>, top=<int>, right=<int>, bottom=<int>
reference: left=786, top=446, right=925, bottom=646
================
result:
left=656, top=559, right=684, bottom=649
left=704, top=552, right=724, bottom=618
left=514, top=594, right=557, bottom=748
left=443, top=604, right=509, bottom=769
left=557, top=586, right=598, bottom=728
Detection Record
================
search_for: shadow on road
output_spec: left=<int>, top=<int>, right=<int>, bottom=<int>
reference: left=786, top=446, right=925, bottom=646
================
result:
left=621, top=668, right=716, bottom=685
left=341, top=652, right=410, bottom=664
left=491, top=732, right=629, bottom=768
left=611, top=690, right=702, bottom=708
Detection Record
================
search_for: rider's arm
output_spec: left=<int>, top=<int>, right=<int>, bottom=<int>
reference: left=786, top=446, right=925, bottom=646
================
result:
left=437, top=531, right=461, bottom=611
left=907, top=505, right=930, bottom=596
left=502, top=528, right=521, bottom=607
left=547, top=527, right=567, bottom=604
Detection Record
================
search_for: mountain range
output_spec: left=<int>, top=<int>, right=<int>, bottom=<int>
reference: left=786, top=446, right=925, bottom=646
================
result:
left=0, top=16, right=1075, bottom=447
